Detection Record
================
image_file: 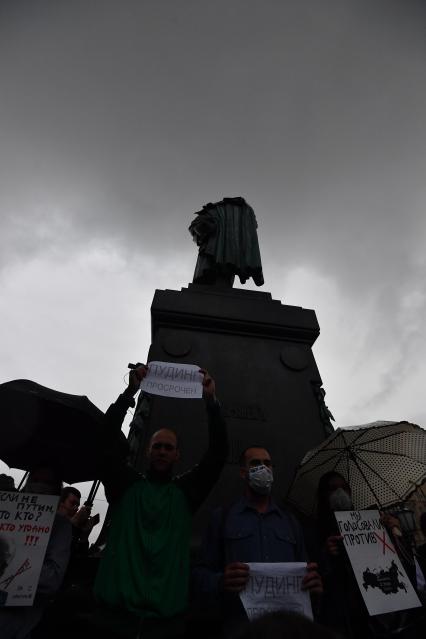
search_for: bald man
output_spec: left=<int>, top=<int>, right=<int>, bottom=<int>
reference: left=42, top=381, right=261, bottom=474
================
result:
left=94, top=365, right=228, bottom=639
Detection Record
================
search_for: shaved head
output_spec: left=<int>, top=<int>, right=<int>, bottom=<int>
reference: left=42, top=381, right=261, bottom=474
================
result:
left=149, top=428, right=178, bottom=448
left=147, top=428, right=180, bottom=476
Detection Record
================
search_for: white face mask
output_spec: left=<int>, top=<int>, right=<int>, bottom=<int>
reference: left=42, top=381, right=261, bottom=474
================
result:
left=329, top=487, right=353, bottom=511
left=248, top=465, right=273, bottom=495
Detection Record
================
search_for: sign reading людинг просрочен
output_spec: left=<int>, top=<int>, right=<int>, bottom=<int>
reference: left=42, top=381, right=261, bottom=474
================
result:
left=140, top=361, right=203, bottom=399
left=239, top=563, right=313, bottom=621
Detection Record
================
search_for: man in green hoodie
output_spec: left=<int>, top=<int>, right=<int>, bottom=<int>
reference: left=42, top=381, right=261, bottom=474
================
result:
left=93, top=365, right=228, bottom=639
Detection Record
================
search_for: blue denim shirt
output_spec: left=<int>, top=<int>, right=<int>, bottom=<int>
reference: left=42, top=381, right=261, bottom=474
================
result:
left=193, top=497, right=307, bottom=595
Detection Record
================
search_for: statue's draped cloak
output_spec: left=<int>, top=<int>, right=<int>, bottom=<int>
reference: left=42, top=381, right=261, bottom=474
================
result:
left=189, top=197, right=264, bottom=286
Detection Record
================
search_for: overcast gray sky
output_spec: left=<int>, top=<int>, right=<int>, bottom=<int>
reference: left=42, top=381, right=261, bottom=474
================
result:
left=1, top=1, right=426, bottom=503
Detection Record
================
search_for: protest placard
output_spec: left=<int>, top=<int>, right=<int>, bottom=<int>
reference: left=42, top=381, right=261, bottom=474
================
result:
left=335, top=510, right=421, bottom=616
left=0, top=491, right=58, bottom=606
left=239, top=562, right=313, bottom=621
left=140, top=361, right=203, bottom=399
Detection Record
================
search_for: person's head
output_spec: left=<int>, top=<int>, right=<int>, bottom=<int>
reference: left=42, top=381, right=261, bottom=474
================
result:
left=239, top=446, right=274, bottom=496
left=317, top=471, right=352, bottom=515
left=58, top=486, right=81, bottom=519
left=147, top=428, right=179, bottom=477
left=24, top=466, right=63, bottom=496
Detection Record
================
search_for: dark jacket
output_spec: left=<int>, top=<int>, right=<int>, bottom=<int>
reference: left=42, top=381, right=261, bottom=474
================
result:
left=100, top=393, right=229, bottom=511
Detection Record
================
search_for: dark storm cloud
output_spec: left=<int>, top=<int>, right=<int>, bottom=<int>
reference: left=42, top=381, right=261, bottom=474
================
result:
left=1, top=0, right=425, bottom=365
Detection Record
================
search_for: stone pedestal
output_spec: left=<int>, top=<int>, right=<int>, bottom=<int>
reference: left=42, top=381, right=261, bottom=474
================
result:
left=132, top=284, right=332, bottom=540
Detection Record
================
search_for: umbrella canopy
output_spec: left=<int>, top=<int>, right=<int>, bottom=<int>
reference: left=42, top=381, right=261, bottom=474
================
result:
left=287, top=420, right=426, bottom=517
left=0, top=379, right=111, bottom=483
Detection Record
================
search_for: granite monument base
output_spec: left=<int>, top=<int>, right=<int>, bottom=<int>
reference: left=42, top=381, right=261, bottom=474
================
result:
left=131, top=284, right=332, bottom=540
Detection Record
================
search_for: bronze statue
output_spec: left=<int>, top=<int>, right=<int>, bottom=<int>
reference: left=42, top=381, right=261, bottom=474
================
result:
left=189, top=197, right=264, bottom=287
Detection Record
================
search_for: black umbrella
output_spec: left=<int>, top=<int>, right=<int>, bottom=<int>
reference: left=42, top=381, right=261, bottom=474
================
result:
left=0, top=379, right=116, bottom=483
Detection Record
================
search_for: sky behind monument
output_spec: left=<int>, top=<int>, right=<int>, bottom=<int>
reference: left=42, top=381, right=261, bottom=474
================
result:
left=1, top=1, right=426, bottom=497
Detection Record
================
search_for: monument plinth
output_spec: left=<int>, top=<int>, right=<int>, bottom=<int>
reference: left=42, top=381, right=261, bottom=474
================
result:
left=131, top=283, right=332, bottom=539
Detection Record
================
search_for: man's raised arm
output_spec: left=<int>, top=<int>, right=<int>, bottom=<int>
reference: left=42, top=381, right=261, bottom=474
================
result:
left=177, top=370, right=228, bottom=512
left=100, top=365, right=147, bottom=503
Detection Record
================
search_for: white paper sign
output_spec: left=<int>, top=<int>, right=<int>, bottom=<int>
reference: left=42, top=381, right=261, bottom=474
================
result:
left=140, top=361, right=203, bottom=399
left=239, top=562, right=313, bottom=621
left=0, top=491, right=58, bottom=606
left=335, top=510, right=421, bottom=616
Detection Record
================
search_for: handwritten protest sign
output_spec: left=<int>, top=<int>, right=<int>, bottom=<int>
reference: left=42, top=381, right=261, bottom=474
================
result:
left=140, top=361, right=203, bottom=399
left=240, top=563, right=313, bottom=621
left=335, top=510, right=421, bottom=616
left=0, top=491, right=58, bottom=606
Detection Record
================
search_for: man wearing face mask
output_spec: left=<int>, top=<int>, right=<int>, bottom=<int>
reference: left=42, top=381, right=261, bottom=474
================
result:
left=193, top=445, right=322, bottom=636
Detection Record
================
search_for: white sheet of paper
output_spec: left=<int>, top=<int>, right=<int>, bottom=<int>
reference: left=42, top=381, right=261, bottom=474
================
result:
left=335, top=510, right=422, bottom=616
left=239, top=562, right=313, bottom=621
left=0, top=491, right=58, bottom=606
left=140, top=361, right=203, bottom=399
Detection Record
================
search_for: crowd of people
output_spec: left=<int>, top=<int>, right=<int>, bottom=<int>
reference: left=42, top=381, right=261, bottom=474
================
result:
left=0, top=364, right=425, bottom=639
